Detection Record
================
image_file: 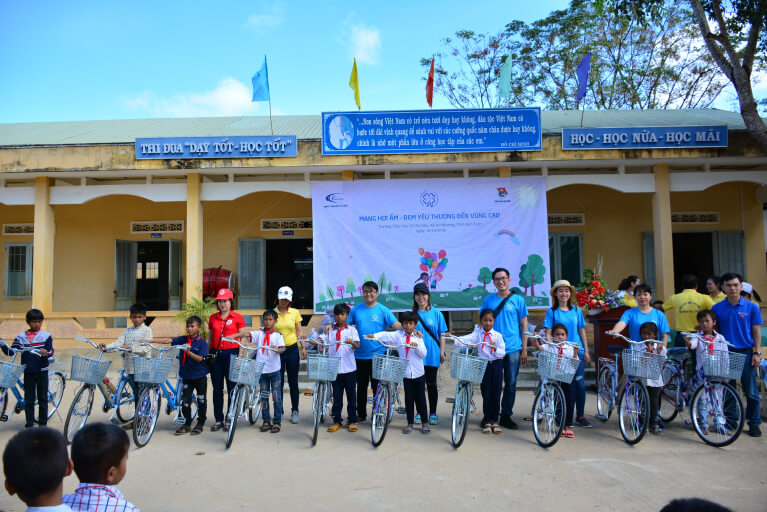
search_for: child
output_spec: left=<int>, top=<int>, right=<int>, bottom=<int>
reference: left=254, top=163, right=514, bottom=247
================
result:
left=686, top=310, right=728, bottom=433
left=170, top=316, right=208, bottom=435
left=100, top=303, right=153, bottom=414
left=10, top=309, right=55, bottom=427
left=63, top=423, right=140, bottom=511
left=3, top=426, right=73, bottom=511
left=638, top=322, right=667, bottom=435
left=313, top=303, right=360, bottom=433
left=233, top=310, right=285, bottom=433
left=455, top=309, right=505, bottom=435
left=531, top=323, right=578, bottom=438
left=368, top=311, right=429, bottom=434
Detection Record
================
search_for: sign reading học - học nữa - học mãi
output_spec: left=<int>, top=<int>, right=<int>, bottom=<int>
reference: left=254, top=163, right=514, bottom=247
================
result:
left=562, top=126, right=727, bottom=150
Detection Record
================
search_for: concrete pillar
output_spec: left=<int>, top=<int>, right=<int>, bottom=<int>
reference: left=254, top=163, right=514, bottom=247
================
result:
left=32, top=177, right=55, bottom=312
left=185, top=173, right=203, bottom=302
left=342, top=170, right=354, bottom=181
left=498, top=166, right=511, bottom=178
left=652, top=164, right=674, bottom=300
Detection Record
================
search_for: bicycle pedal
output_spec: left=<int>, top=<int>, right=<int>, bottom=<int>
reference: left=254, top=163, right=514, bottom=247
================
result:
left=174, top=417, right=186, bottom=425
left=303, top=393, right=314, bottom=396
left=472, top=411, right=480, bottom=415
left=445, top=398, right=455, bottom=404
left=367, top=397, right=374, bottom=404
left=595, top=414, right=607, bottom=421
left=523, top=417, right=533, bottom=421
left=395, top=407, right=406, bottom=414
left=0, top=414, right=7, bottom=422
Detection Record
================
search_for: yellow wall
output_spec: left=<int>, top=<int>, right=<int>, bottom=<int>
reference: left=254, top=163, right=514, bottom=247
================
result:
left=0, top=204, right=34, bottom=312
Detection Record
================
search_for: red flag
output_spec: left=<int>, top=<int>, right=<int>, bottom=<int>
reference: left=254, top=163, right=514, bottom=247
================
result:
left=426, top=57, right=435, bottom=107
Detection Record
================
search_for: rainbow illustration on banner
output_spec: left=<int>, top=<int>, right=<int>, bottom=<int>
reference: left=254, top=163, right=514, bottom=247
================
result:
left=494, top=229, right=520, bottom=245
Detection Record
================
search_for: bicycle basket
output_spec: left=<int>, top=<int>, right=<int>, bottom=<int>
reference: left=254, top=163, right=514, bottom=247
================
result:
left=133, top=356, right=174, bottom=384
left=450, top=351, right=488, bottom=384
left=0, top=360, right=25, bottom=388
left=537, top=350, right=579, bottom=383
left=701, top=349, right=745, bottom=380
left=621, top=349, right=664, bottom=380
left=372, top=354, right=409, bottom=384
left=70, top=354, right=112, bottom=385
left=307, top=354, right=341, bottom=381
left=228, top=357, right=265, bottom=387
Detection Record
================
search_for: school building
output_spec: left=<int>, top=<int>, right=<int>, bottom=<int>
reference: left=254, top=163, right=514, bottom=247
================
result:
left=1, top=109, right=766, bottom=342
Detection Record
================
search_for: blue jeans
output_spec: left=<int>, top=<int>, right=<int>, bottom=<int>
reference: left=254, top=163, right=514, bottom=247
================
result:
left=731, top=348, right=761, bottom=427
left=260, top=370, right=283, bottom=425
left=280, top=344, right=300, bottom=413
left=210, top=348, right=238, bottom=423
left=501, top=350, right=521, bottom=417
left=573, top=357, right=586, bottom=418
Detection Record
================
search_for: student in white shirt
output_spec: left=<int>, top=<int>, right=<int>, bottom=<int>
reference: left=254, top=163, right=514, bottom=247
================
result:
left=309, top=303, right=360, bottom=433
left=369, top=311, right=429, bottom=434
left=233, top=310, right=285, bottom=433
left=638, top=322, right=668, bottom=435
left=686, top=310, right=728, bottom=432
left=456, top=308, right=505, bottom=434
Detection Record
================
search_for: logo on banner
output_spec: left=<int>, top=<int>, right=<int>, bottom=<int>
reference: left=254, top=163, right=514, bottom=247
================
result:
left=497, top=187, right=508, bottom=197
left=420, top=191, right=439, bottom=208
left=325, top=193, right=345, bottom=204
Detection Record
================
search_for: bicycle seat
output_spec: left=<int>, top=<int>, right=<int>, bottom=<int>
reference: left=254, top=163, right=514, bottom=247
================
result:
left=667, top=347, right=689, bottom=359
left=606, top=345, right=623, bottom=354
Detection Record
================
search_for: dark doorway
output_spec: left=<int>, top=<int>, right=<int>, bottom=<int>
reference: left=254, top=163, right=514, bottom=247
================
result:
left=672, top=232, right=714, bottom=293
left=265, top=239, right=313, bottom=310
left=135, top=241, right=169, bottom=311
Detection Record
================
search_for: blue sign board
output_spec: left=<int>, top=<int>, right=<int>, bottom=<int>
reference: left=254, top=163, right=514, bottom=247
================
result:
left=562, top=126, right=727, bottom=150
left=135, top=136, right=297, bottom=159
left=321, top=108, right=541, bottom=155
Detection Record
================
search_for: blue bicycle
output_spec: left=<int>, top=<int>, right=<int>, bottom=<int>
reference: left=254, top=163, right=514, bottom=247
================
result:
left=64, top=337, right=135, bottom=443
left=0, top=340, right=66, bottom=424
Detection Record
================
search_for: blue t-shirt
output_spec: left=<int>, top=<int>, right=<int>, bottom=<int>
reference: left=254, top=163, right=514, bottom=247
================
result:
left=618, top=307, right=670, bottom=343
left=349, top=302, right=398, bottom=359
left=171, top=335, right=209, bottom=380
left=712, top=298, right=764, bottom=349
left=543, top=307, right=587, bottom=355
left=479, top=293, right=528, bottom=353
left=417, top=307, right=448, bottom=367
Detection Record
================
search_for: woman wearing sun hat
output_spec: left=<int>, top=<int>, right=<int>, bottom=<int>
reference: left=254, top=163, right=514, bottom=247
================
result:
left=274, top=286, right=304, bottom=424
left=543, top=279, right=592, bottom=435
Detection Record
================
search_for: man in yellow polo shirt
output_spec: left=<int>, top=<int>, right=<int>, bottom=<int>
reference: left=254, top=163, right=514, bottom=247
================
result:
left=663, top=274, right=714, bottom=347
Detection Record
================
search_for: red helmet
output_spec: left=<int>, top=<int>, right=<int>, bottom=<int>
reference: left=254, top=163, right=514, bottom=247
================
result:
left=216, top=288, right=234, bottom=300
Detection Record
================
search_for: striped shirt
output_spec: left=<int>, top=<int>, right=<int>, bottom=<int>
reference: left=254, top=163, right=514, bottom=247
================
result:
left=105, top=324, right=153, bottom=373
left=63, top=484, right=140, bottom=512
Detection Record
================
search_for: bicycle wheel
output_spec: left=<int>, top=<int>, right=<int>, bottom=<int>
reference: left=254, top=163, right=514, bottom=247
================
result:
left=133, top=386, right=161, bottom=448
left=451, top=383, right=470, bottom=449
left=618, top=380, right=649, bottom=445
left=595, top=366, right=613, bottom=421
left=225, top=385, right=245, bottom=450
left=46, top=372, right=66, bottom=419
left=64, top=385, right=94, bottom=443
left=249, top=387, right=264, bottom=425
left=320, top=382, right=329, bottom=424
left=532, top=383, right=565, bottom=448
left=371, top=384, right=391, bottom=447
left=312, top=381, right=324, bottom=446
left=0, top=388, right=8, bottom=420
left=658, top=374, right=681, bottom=423
left=115, top=380, right=135, bottom=423
left=690, top=381, right=743, bottom=447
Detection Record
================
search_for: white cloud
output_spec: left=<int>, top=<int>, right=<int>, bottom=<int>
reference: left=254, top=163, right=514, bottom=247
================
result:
left=246, top=5, right=283, bottom=32
left=121, top=78, right=264, bottom=118
left=347, top=21, right=381, bottom=65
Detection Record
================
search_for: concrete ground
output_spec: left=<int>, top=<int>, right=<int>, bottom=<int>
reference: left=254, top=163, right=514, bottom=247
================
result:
left=0, top=360, right=765, bottom=512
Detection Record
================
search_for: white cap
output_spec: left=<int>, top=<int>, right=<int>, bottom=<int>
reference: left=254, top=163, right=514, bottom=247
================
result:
left=742, top=282, right=754, bottom=294
left=278, top=286, right=293, bottom=301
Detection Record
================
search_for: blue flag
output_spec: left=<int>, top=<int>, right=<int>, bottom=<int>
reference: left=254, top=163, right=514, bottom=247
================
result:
left=575, top=52, right=590, bottom=103
left=252, top=55, right=270, bottom=102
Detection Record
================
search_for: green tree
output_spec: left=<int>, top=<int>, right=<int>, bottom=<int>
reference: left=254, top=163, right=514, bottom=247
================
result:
left=319, top=292, right=327, bottom=302
left=599, top=0, right=767, bottom=151
left=519, top=254, right=546, bottom=296
left=477, top=266, right=493, bottom=291
left=378, top=272, right=387, bottom=291
left=326, top=284, right=334, bottom=300
left=364, top=273, right=373, bottom=284
left=346, top=277, right=356, bottom=296
left=422, top=0, right=728, bottom=110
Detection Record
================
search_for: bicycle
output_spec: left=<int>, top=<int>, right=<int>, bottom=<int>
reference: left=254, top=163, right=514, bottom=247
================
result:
left=63, top=337, right=135, bottom=443
left=443, top=334, right=488, bottom=449
left=130, top=342, right=193, bottom=448
left=0, top=340, right=66, bottom=424
left=526, top=332, right=580, bottom=448
left=670, top=332, right=745, bottom=447
left=595, top=332, right=665, bottom=444
left=365, top=337, right=409, bottom=447
left=304, top=338, right=342, bottom=446
left=221, top=337, right=275, bottom=450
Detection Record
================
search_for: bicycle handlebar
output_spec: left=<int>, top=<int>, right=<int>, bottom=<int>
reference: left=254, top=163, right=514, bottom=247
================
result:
left=607, top=332, right=663, bottom=345
left=365, top=335, right=414, bottom=349
left=681, top=332, right=734, bottom=347
left=221, top=337, right=280, bottom=352
left=524, top=332, right=580, bottom=348
left=75, top=336, right=131, bottom=352
left=0, top=339, right=41, bottom=357
left=133, top=341, right=181, bottom=353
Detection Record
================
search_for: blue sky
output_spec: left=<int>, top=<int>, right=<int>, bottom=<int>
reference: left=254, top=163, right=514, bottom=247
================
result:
left=0, top=1, right=751, bottom=123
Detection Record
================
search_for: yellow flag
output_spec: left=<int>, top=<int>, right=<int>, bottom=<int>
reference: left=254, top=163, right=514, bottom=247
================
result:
left=349, top=58, right=361, bottom=110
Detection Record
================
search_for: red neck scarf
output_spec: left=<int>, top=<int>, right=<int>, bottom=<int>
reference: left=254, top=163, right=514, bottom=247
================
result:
left=263, top=330, right=274, bottom=355
left=405, top=333, right=412, bottom=357
left=335, top=326, right=346, bottom=353
left=182, top=335, right=196, bottom=365
left=482, top=331, right=492, bottom=352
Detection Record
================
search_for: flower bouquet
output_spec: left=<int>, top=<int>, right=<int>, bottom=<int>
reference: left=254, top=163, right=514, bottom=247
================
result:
left=575, top=258, right=624, bottom=314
